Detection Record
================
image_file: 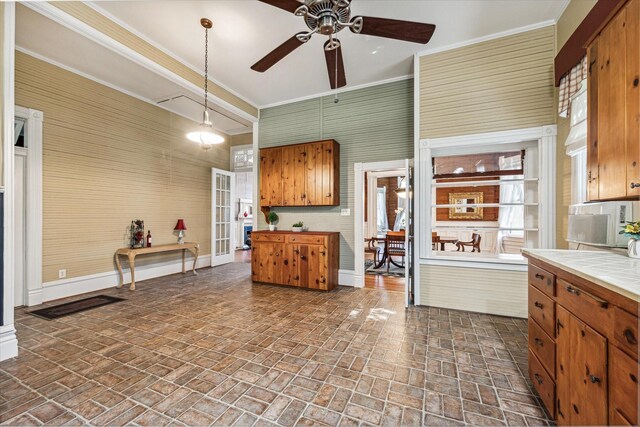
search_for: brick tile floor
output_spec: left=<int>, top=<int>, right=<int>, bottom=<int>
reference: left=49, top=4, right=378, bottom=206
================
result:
left=0, top=262, right=552, bottom=426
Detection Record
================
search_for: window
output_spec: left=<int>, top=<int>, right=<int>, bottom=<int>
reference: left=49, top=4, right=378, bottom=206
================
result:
left=419, top=126, right=556, bottom=266
left=231, top=145, right=253, bottom=171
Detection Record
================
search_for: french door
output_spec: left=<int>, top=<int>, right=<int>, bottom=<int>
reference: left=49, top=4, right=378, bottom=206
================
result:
left=212, top=168, right=236, bottom=266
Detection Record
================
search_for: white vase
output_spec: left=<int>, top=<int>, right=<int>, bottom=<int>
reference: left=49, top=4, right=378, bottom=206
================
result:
left=628, top=239, right=640, bottom=259
left=268, top=224, right=276, bottom=231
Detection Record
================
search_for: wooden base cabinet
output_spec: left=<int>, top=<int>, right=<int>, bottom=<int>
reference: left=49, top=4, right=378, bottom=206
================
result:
left=525, top=257, right=639, bottom=425
left=251, top=231, right=339, bottom=291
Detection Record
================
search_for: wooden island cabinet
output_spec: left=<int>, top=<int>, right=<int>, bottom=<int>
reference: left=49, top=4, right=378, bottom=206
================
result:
left=251, top=231, right=339, bottom=291
left=524, top=250, right=639, bottom=425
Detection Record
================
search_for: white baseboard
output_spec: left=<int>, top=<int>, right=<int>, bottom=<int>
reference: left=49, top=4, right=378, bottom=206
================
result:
left=338, top=269, right=361, bottom=287
left=0, top=325, right=18, bottom=361
left=38, top=254, right=212, bottom=304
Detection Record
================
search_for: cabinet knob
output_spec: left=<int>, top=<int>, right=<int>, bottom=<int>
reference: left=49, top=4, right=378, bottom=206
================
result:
left=534, top=301, right=544, bottom=309
left=623, top=328, right=637, bottom=345
left=589, top=375, right=601, bottom=384
left=534, top=273, right=544, bottom=280
left=631, top=182, right=640, bottom=189
left=320, top=278, right=326, bottom=283
left=320, top=250, right=326, bottom=256
left=533, top=373, right=543, bottom=385
left=534, top=338, right=544, bottom=347
left=300, top=255, right=307, bottom=260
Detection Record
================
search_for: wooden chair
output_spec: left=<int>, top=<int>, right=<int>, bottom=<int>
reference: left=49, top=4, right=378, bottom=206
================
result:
left=432, top=231, right=440, bottom=250
left=365, top=237, right=383, bottom=265
left=456, top=233, right=482, bottom=253
left=386, top=231, right=406, bottom=272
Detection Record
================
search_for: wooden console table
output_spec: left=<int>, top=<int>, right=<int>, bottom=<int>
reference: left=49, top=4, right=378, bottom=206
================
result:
left=115, top=242, right=199, bottom=290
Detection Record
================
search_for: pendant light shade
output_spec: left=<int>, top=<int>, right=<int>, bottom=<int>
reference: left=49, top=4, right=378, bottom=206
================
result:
left=187, top=18, right=225, bottom=150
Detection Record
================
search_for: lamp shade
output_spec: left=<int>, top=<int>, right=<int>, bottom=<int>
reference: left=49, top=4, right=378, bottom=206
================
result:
left=174, top=219, right=187, bottom=231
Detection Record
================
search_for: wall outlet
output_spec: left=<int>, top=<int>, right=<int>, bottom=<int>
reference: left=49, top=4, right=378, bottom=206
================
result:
left=341, top=208, right=351, bottom=216
left=58, top=269, right=66, bottom=279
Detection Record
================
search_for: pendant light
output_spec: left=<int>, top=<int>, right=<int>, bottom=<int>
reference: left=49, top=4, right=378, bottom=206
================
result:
left=186, top=18, right=225, bottom=150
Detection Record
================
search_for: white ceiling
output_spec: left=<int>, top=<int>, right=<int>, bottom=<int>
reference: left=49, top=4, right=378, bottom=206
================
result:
left=92, top=0, right=569, bottom=107
left=15, top=4, right=252, bottom=134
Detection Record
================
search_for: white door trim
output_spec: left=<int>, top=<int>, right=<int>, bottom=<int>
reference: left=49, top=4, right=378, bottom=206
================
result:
left=354, top=159, right=409, bottom=289
left=1, top=1, right=18, bottom=361
left=15, top=106, right=44, bottom=307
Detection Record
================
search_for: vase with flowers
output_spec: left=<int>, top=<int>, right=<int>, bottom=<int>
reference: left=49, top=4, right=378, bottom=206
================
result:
left=619, top=221, right=640, bottom=259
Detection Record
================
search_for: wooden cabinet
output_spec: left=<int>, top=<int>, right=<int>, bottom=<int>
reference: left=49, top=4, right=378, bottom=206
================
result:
left=525, top=256, right=639, bottom=425
left=251, top=231, right=339, bottom=291
left=587, top=0, right=640, bottom=201
left=260, top=140, right=340, bottom=207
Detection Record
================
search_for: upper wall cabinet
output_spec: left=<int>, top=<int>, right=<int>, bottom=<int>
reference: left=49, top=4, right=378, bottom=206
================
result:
left=260, top=140, right=340, bottom=207
left=587, top=0, right=640, bottom=201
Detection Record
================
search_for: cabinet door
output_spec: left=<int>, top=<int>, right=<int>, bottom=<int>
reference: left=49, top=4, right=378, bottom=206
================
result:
left=598, top=9, right=628, bottom=200
left=587, top=39, right=600, bottom=201
left=305, top=143, right=323, bottom=205
left=609, top=345, right=638, bottom=425
left=282, top=145, right=306, bottom=206
left=283, top=244, right=300, bottom=286
left=556, top=306, right=608, bottom=425
left=251, top=243, right=284, bottom=284
left=626, top=0, right=640, bottom=197
left=260, top=148, right=283, bottom=206
left=321, top=141, right=338, bottom=206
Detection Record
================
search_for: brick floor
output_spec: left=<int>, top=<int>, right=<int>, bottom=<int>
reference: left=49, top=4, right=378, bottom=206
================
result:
left=0, top=261, right=552, bottom=426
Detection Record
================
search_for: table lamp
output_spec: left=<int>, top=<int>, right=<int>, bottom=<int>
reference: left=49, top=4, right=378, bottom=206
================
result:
left=174, top=219, right=187, bottom=244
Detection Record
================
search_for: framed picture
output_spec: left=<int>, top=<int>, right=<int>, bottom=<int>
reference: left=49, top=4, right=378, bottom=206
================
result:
left=449, top=192, right=484, bottom=220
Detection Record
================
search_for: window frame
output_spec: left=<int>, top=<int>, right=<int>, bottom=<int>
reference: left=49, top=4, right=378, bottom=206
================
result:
left=417, top=126, right=557, bottom=270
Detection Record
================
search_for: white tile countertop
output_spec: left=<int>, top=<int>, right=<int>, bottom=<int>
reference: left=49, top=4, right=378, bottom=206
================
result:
left=522, top=249, right=640, bottom=303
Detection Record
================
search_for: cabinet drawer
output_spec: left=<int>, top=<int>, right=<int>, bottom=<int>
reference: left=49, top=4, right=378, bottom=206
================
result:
left=528, top=318, right=555, bottom=379
left=529, top=285, right=556, bottom=338
left=287, top=234, right=326, bottom=245
left=609, top=345, right=639, bottom=425
left=528, top=349, right=555, bottom=419
left=556, top=279, right=613, bottom=338
left=528, top=264, right=555, bottom=297
left=253, top=233, right=285, bottom=243
left=613, top=306, right=639, bottom=358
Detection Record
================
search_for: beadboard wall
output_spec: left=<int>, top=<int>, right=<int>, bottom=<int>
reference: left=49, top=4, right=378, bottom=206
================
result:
left=49, top=2, right=258, bottom=118
left=258, top=79, right=414, bottom=271
left=418, top=26, right=556, bottom=315
left=419, top=25, right=556, bottom=140
left=15, top=51, right=230, bottom=283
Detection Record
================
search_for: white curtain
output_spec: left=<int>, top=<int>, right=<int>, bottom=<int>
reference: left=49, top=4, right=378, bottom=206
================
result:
left=497, top=179, right=524, bottom=252
left=376, top=187, right=388, bottom=232
left=393, top=190, right=406, bottom=231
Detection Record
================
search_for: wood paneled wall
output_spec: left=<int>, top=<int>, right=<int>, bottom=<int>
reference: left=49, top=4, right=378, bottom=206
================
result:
left=419, top=25, right=556, bottom=139
left=15, top=52, right=230, bottom=283
left=259, top=80, right=414, bottom=271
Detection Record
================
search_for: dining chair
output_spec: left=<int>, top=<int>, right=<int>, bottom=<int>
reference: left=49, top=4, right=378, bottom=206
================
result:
left=456, top=233, right=482, bottom=253
left=386, top=231, right=406, bottom=272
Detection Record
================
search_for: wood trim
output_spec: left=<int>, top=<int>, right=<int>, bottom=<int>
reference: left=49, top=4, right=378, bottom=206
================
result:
left=555, top=0, right=628, bottom=86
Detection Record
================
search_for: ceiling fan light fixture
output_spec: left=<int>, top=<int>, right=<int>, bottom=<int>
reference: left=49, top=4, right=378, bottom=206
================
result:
left=186, top=17, right=225, bottom=150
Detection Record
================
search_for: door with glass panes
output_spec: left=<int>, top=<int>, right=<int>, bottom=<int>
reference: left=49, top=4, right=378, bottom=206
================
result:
left=212, top=168, right=236, bottom=266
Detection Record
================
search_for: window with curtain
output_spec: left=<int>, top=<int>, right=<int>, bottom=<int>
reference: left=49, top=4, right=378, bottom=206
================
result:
left=376, top=187, right=388, bottom=232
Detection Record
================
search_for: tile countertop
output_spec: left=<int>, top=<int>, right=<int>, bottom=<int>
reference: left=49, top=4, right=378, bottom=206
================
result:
left=522, top=249, right=640, bottom=303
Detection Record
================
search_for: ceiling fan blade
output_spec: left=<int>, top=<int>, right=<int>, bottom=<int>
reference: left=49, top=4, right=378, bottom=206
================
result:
left=352, top=16, right=436, bottom=44
left=251, top=33, right=306, bottom=72
left=324, top=41, right=346, bottom=90
left=257, top=0, right=303, bottom=13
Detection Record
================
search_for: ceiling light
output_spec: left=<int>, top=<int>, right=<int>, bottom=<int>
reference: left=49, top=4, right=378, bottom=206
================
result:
left=186, top=18, right=225, bottom=150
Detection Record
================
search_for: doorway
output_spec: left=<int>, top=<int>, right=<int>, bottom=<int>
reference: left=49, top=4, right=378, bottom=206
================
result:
left=354, top=160, right=414, bottom=307
left=13, top=106, right=43, bottom=307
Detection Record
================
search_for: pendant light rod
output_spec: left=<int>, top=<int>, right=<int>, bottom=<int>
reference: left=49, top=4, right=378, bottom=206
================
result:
left=186, top=17, right=225, bottom=150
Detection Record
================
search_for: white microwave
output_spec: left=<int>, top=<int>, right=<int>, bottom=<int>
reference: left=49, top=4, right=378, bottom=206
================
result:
left=567, top=202, right=633, bottom=247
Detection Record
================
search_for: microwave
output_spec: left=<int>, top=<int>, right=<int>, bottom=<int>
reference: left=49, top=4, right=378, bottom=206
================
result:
left=567, top=202, right=633, bottom=248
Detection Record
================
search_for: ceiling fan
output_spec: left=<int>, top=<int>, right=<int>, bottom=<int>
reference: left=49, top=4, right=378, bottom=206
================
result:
left=251, top=0, right=436, bottom=89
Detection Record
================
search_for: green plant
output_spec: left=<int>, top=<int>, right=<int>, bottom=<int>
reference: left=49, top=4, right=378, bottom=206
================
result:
left=267, top=211, right=279, bottom=224
left=292, top=221, right=304, bottom=228
left=619, top=221, right=640, bottom=240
